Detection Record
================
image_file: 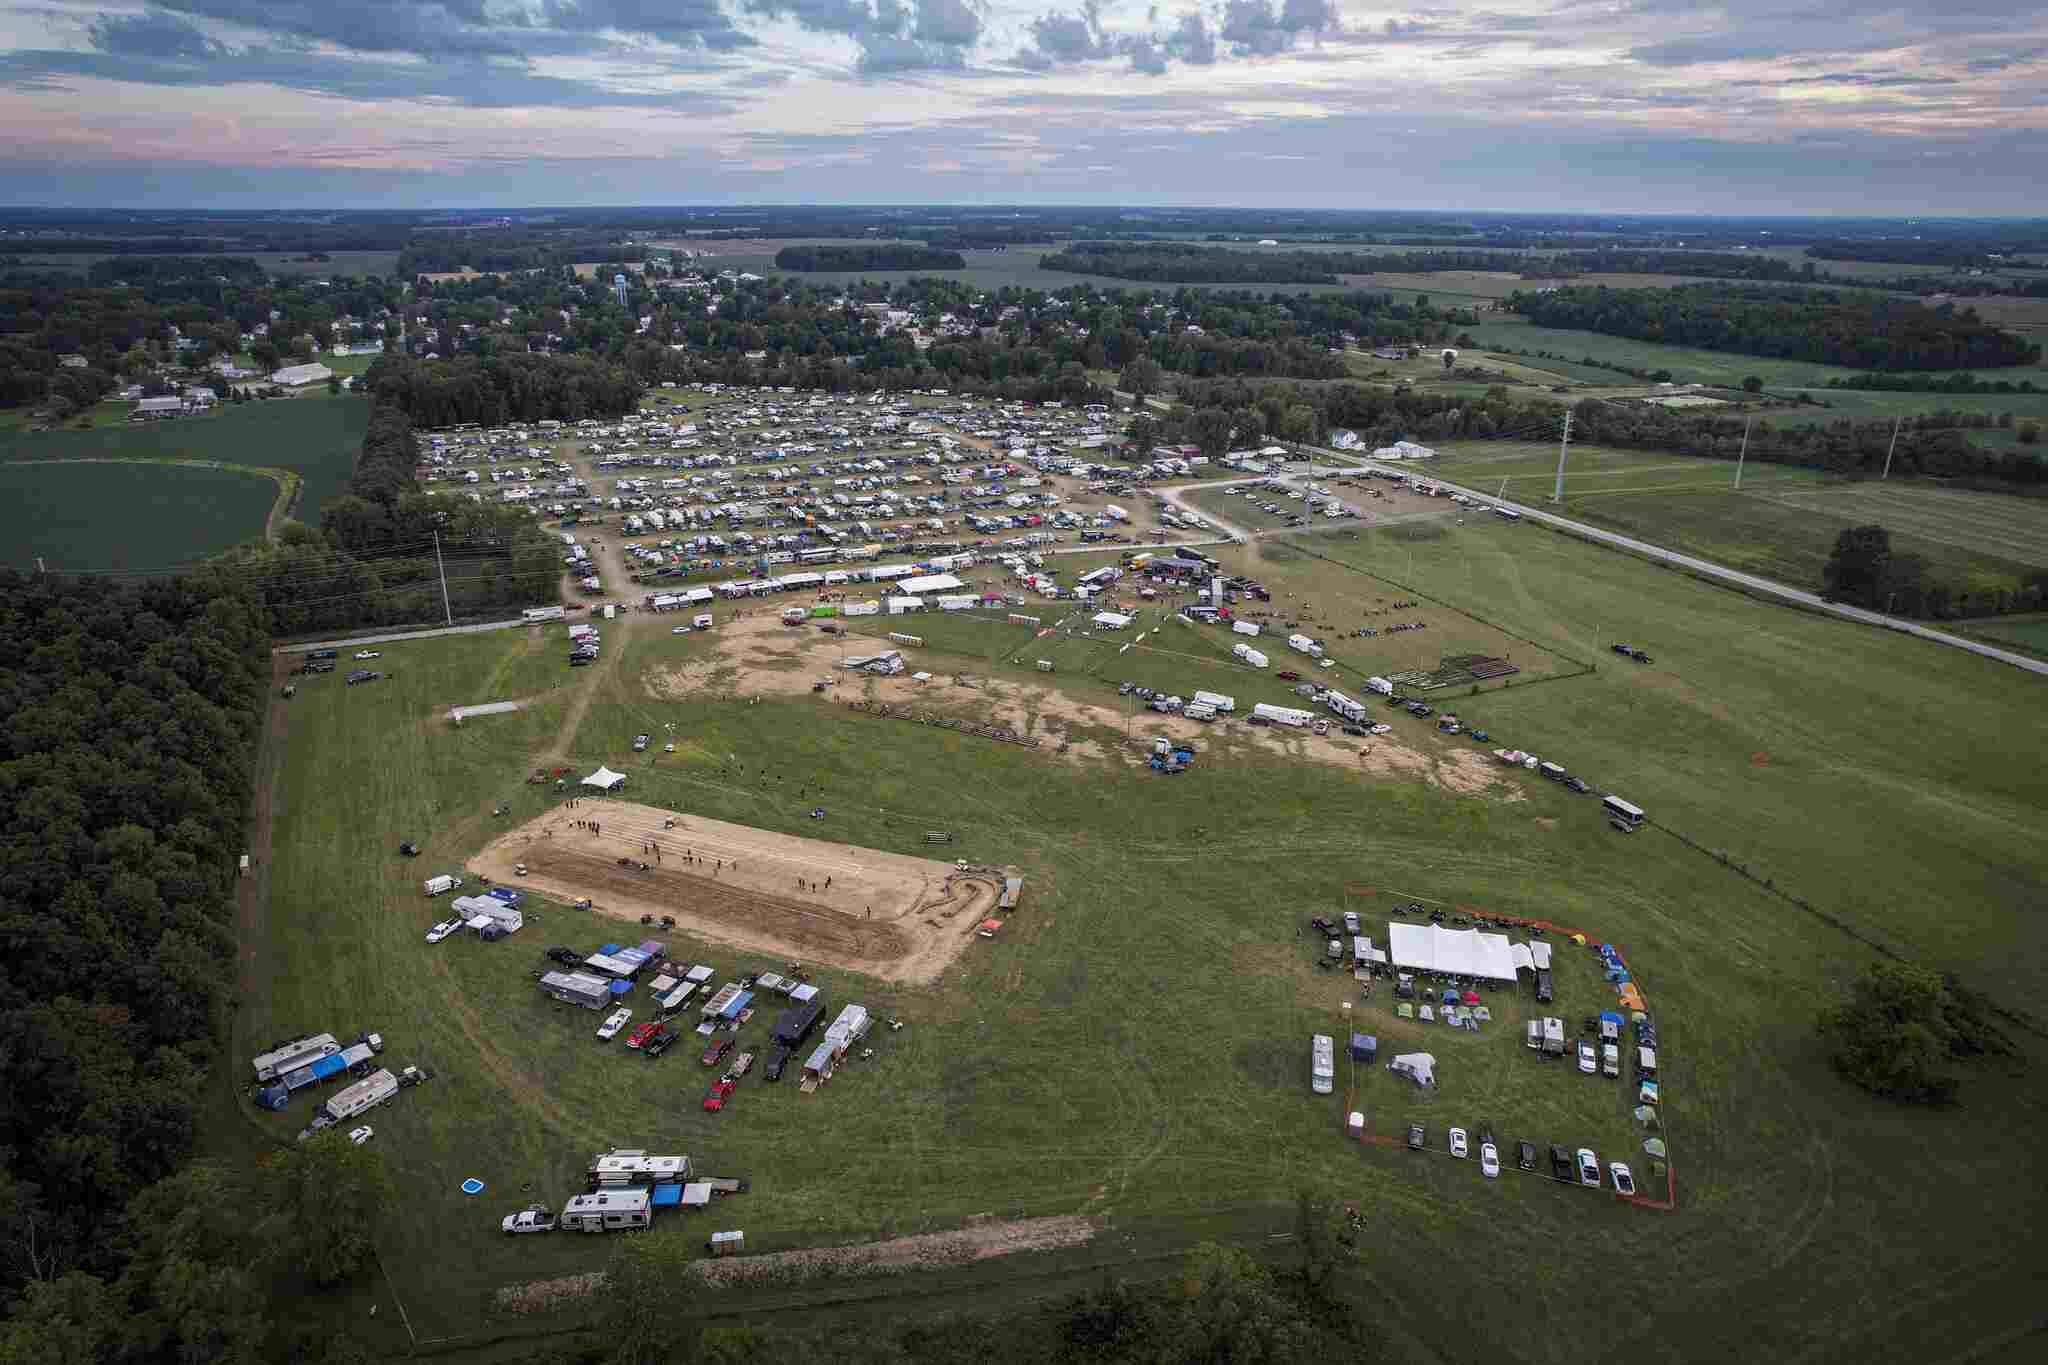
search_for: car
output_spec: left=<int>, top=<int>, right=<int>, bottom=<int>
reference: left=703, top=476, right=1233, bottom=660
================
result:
left=632, top=734, right=651, bottom=752
left=1566, top=777, right=1591, bottom=794
left=1550, top=1144, right=1573, bottom=1181
left=544, top=946, right=582, bottom=966
left=1517, top=1140, right=1537, bottom=1172
left=425, top=917, right=462, bottom=944
left=502, top=1206, right=556, bottom=1234
left=623, top=1021, right=661, bottom=1050
left=702, top=1036, right=735, bottom=1067
left=569, top=654, right=594, bottom=666
left=345, top=669, right=374, bottom=685
left=1342, top=911, right=1361, bottom=935
left=347, top=1125, right=374, bottom=1145
left=1369, top=723, right=1392, bottom=735
left=1578, top=1149, right=1602, bottom=1187
left=671, top=625, right=692, bottom=634
left=1536, top=970, right=1554, bottom=1004
left=353, top=650, right=381, bottom=660
left=1601, top=1043, right=1620, bottom=1077
left=1480, top=1142, right=1500, bottom=1178
left=1277, top=670, right=1301, bottom=681
left=702, top=1077, right=736, bottom=1112
left=1407, top=1123, right=1426, bottom=1151
left=764, top=1044, right=791, bottom=1081
left=1611, top=1162, right=1636, bottom=1196
left=643, top=1027, right=679, bottom=1057
left=1577, top=1040, right=1597, bottom=1074
left=1448, top=1127, right=1469, bottom=1159
left=597, top=1007, right=632, bottom=1041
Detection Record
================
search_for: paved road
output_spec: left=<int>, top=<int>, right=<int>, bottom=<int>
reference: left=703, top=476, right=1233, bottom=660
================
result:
left=1288, top=449, right=2048, bottom=677
left=276, top=618, right=529, bottom=653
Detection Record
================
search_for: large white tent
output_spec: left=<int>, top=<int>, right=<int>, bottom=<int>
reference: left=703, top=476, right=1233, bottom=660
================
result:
left=1387, top=922, right=1518, bottom=981
left=581, top=766, right=627, bottom=791
left=898, top=573, right=965, bottom=595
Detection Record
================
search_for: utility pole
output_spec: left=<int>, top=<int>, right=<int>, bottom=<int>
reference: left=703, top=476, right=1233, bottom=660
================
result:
left=1733, top=417, right=1751, bottom=490
left=432, top=530, right=453, bottom=626
left=1881, top=415, right=1902, bottom=480
left=1552, top=409, right=1572, bottom=502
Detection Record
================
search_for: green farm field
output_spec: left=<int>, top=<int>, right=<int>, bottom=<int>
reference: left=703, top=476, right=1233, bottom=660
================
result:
left=1415, top=440, right=2048, bottom=597
left=0, top=460, right=277, bottom=573
left=0, top=395, right=369, bottom=567
left=221, top=506, right=2048, bottom=1361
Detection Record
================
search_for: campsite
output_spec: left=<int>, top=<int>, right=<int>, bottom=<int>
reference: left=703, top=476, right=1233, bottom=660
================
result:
left=216, top=383, right=2048, bottom=1362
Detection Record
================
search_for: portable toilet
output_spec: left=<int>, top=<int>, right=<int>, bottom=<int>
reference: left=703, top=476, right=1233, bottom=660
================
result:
left=709, top=1230, right=744, bottom=1257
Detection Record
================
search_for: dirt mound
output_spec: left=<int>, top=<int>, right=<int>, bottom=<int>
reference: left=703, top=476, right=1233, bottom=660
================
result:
left=468, top=799, right=988, bottom=984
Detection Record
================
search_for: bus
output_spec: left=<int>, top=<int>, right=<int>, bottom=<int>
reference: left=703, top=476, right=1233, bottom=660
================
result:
left=1602, top=795, right=1645, bottom=833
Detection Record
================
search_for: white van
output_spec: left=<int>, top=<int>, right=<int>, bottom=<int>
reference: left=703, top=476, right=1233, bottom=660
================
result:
left=1310, top=1034, right=1335, bottom=1095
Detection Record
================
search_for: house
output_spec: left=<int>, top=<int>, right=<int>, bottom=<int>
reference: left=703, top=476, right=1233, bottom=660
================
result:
left=133, top=396, right=188, bottom=420
left=269, top=362, right=334, bottom=387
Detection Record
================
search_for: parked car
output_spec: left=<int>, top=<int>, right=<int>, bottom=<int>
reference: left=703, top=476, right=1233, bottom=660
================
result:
left=1577, top=1040, right=1597, bottom=1074
left=544, top=946, right=582, bottom=966
left=353, top=650, right=381, bottom=660
left=671, top=625, right=692, bottom=634
left=1277, top=670, right=1301, bottom=681
left=764, top=1045, right=791, bottom=1081
left=1550, top=1144, right=1573, bottom=1181
left=1448, top=1127, right=1469, bottom=1159
left=1517, top=1140, right=1537, bottom=1172
left=1480, top=1142, right=1500, bottom=1179
left=1611, top=1162, right=1636, bottom=1196
left=1408, top=1123, right=1426, bottom=1151
left=1536, top=970, right=1554, bottom=1003
left=1342, top=911, right=1361, bottom=935
left=702, top=1036, right=735, bottom=1068
left=502, top=1206, right=556, bottom=1234
left=1565, top=777, right=1591, bottom=794
left=1577, top=1149, right=1602, bottom=1187
left=347, top=1126, right=374, bottom=1145
left=624, top=1021, right=660, bottom=1051
left=702, top=1078, right=736, bottom=1112
left=643, top=1027, right=679, bottom=1057
left=632, top=734, right=651, bottom=752
left=597, top=1008, right=632, bottom=1041
left=425, top=917, right=462, bottom=944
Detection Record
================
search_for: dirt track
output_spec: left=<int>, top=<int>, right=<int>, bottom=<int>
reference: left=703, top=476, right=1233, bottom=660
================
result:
left=469, top=799, right=998, bottom=983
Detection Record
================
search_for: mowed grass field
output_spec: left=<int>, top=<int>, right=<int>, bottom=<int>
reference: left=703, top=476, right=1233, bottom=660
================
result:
left=0, top=395, right=368, bottom=568
left=1417, top=441, right=2048, bottom=597
left=219, top=506, right=2048, bottom=1362
left=0, top=461, right=277, bottom=573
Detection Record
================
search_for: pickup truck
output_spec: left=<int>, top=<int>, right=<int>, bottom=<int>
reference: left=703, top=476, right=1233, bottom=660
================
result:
left=502, top=1206, right=556, bottom=1234
left=598, top=1008, right=632, bottom=1041
left=702, top=1036, right=735, bottom=1068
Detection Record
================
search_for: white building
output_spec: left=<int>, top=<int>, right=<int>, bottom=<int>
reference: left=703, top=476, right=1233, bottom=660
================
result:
left=269, top=363, right=335, bottom=387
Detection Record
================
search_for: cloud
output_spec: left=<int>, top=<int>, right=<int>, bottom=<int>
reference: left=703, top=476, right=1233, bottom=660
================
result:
left=87, top=9, right=224, bottom=61
left=742, top=0, right=983, bottom=71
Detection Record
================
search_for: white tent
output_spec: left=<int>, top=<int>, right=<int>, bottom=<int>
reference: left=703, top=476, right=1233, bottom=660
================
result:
left=581, top=766, right=627, bottom=791
left=899, top=573, right=965, bottom=595
left=1091, top=611, right=1132, bottom=629
left=1388, top=1052, right=1437, bottom=1088
left=1386, top=922, right=1518, bottom=981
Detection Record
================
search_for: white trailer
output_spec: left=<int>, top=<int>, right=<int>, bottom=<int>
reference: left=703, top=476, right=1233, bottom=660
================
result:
left=252, top=1034, right=339, bottom=1083
left=1240, top=647, right=1268, bottom=669
left=521, top=606, right=566, bottom=624
left=422, top=874, right=462, bottom=897
left=1191, top=690, right=1236, bottom=713
left=1364, top=676, right=1394, bottom=697
left=539, top=970, right=612, bottom=1010
left=321, top=1068, right=399, bottom=1123
left=1325, top=691, right=1367, bottom=722
left=1250, top=703, right=1314, bottom=728
left=1286, top=632, right=1323, bottom=658
left=1231, top=620, right=1261, bottom=637
left=559, top=1188, right=652, bottom=1233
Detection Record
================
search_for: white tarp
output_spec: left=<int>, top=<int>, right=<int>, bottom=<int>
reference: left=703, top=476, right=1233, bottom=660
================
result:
left=1388, top=1052, right=1437, bottom=1088
left=1386, top=922, right=1519, bottom=981
left=1511, top=943, right=1535, bottom=974
left=581, top=766, right=627, bottom=791
left=1532, top=941, right=1553, bottom=971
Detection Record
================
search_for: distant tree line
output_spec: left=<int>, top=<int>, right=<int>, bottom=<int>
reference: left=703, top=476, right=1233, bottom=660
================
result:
left=773, top=245, right=966, bottom=271
left=1509, top=283, right=2042, bottom=371
left=395, top=236, right=648, bottom=278
left=1805, top=240, right=2048, bottom=268
left=1042, top=242, right=1528, bottom=284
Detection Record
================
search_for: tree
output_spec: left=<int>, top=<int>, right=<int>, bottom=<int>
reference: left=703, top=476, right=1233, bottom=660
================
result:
left=1742, top=375, right=1764, bottom=393
left=1124, top=412, right=1159, bottom=456
left=1118, top=356, right=1164, bottom=397
left=1816, top=961, right=2010, bottom=1104
left=1822, top=524, right=1892, bottom=606
left=2020, top=420, right=2041, bottom=445
left=259, top=1131, right=394, bottom=1287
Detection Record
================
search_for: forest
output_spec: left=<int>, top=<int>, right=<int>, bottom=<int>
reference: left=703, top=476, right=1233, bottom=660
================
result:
left=357, top=352, right=642, bottom=428
left=1041, top=242, right=1524, bottom=283
left=0, top=570, right=390, bottom=1364
left=772, top=245, right=967, bottom=271
left=1508, top=283, right=2042, bottom=370
left=1804, top=239, right=2048, bottom=268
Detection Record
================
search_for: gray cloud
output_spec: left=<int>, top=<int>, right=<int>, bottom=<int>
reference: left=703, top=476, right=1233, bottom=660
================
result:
left=742, top=0, right=983, bottom=71
left=88, top=8, right=224, bottom=61
left=1016, top=4, right=1240, bottom=74
left=1218, top=0, right=1338, bottom=57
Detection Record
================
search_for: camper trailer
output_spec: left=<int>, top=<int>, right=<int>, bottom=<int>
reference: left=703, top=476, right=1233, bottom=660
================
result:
left=559, top=1189, right=652, bottom=1233
left=1310, top=1034, right=1335, bottom=1095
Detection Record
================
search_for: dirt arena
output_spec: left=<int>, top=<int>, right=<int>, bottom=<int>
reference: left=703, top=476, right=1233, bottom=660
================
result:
left=468, top=799, right=999, bottom=984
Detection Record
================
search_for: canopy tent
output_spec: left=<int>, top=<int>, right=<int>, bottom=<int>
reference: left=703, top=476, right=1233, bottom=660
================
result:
left=1642, top=1138, right=1668, bottom=1158
left=1386, top=922, right=1519, bottom=981
left=1387, top=1052, right=1437, bottom=1088
left=581, top=766, right=627, bottom=791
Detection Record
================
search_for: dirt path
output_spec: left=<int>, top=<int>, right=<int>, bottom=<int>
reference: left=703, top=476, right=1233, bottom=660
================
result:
left=236, top=655, right=293, bottom=998
left=469, top=798, right=997, bottom=983
left=496, top=1215, right=1099, bottom=1312
left=537, top=442, right=651, bottom=766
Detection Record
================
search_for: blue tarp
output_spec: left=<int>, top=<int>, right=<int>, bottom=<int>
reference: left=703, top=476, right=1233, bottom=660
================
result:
left=255, top=1085, right=289, bottom=1110
left=717, top=989, right=754, bottom=1020
left=609, top=979, right=633, bottom=995
left=1599, top=1010, right=1624, bottom=1024
left=650, top=1183, right=682, bottom=1208
left=308, top=1054, right=347, bottom=1081
left=487, top=887, right=522, bottom=905
left=601, top=943, right=620, bottom=954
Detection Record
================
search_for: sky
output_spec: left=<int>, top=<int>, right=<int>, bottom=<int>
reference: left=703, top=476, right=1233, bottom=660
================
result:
left=0, top=1, right=2044, bottom=213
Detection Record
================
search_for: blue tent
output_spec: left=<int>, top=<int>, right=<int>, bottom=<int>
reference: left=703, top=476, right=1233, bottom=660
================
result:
left=1441, top=989, right=1459, bottom=1005
left=1599, top=1010, right=1624, bottom=1025
left=1349, top=1033, right=1377, bottom=1062
left=650, top=1183, right=683, bottom=1209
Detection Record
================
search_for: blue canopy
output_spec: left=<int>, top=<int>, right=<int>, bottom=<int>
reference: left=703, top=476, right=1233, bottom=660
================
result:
left=1599, top=1010, right=1624, bottom=1024
left=650, top=1183, right=683, bottom=1208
